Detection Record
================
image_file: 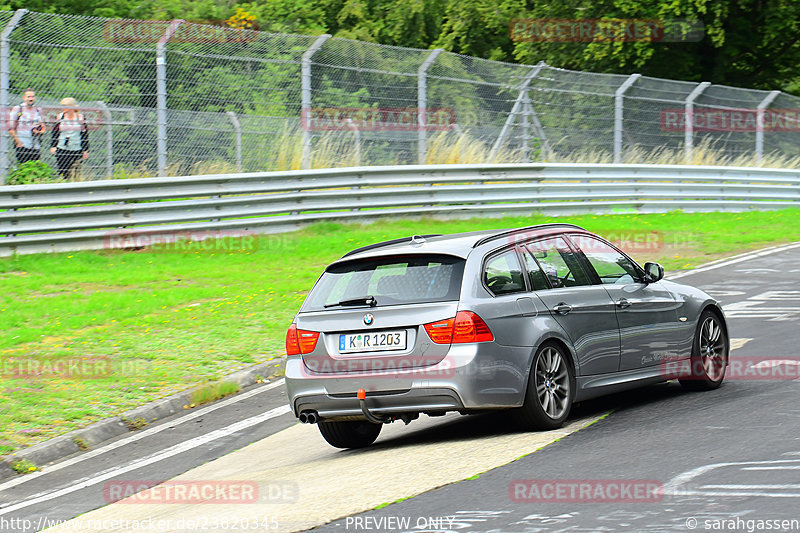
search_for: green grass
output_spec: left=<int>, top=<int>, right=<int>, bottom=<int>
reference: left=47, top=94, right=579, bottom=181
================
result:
left=190, top=380, right=241, bottom=407
left=10, top=458, right=37, bottom=474
left=374, top=496, right=411, bottom=510
left=1, top=208, right=799, bottom=455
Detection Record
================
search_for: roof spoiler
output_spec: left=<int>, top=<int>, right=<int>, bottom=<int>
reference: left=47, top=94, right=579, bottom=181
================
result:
left=341, top=234, right=443, bottom=258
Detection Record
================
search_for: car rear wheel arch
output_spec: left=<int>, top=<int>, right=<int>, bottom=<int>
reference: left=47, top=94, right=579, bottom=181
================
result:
left=522, top=337, right=577, bottom=402
left=529, top=337, right=578, bottom=380
left=514, top=339, right=576, bottom=429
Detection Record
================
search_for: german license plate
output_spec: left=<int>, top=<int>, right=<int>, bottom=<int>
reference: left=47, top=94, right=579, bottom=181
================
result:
left=339, top=330, right=407, bottom=353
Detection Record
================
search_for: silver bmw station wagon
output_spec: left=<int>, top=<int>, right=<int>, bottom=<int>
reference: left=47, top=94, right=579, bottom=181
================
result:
left=285, top=224, right=729, bottom=449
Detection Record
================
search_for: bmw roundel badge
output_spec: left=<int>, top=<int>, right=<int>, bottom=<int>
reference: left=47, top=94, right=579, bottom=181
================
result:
left=363, top=313, right=374, bottom=326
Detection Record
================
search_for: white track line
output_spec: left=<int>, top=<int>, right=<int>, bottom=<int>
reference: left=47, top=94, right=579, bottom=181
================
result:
left=663, top=459, right=800, bottom=498
left=0, top=378, right=285, bottom=493
left=669, top=242, right=800, bottom=279
left=0, top=404, right=291, bottom=515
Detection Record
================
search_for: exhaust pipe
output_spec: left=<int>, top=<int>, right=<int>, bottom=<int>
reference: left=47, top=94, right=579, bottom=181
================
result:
left=298, top=410, right=319, bottom=424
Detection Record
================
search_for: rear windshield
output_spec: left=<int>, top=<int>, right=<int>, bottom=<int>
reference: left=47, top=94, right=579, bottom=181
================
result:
left=302, top=254, right=465, bottom=312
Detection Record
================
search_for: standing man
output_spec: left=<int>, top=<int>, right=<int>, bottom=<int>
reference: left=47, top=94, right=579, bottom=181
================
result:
left=8, top=88, right=46, bottom=164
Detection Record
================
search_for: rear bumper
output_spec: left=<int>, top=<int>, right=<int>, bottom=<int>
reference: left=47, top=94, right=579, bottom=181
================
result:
left=293, top=388, right=465, bottom=420
left=285, top=343, right=530, bottom=419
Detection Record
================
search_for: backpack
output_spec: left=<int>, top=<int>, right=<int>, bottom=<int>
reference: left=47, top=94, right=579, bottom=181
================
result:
left=16, top=103, right=45, bottom=135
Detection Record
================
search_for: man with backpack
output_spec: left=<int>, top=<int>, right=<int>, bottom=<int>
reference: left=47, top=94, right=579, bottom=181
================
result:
left=8, top=88, right=46, bottom=164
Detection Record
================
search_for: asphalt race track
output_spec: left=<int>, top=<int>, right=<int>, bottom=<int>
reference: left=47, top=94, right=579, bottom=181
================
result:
left=1, top=243, right=798, bottom=533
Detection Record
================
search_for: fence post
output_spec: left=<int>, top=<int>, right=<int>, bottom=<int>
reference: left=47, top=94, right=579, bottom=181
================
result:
left=301, top=34, right=331, bottom=170
left=520, top=97, right=551, bottom=162
left=345, top=118, right=361, bottom=166
left=521, top=95, right=531, bottom=162
left=491, top=61, right=545, bottom=161
left=0, top=9, right=28, bottom=185
left=417, top=48, right=443, bottom=165
left=226, top=111, right=242, bottom=172
left=756, top=90, right=780, bottom=165
left=96, top=100, right=113, bottom=179
left=613, top=73, right=640, bottom=164
left=684, top=81, right=710, bottom=164
left=156, top=19, right=183, bottom=177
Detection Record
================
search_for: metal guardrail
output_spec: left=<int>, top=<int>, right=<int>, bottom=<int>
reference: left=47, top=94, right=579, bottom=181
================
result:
left=2, top=163, right=799, bottom=256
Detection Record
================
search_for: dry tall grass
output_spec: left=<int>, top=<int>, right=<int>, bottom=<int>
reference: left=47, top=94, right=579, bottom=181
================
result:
left=275, top=130, right=362, bottom=170
left=64, top=131, right=800, bottom=183
left=544, top=137, right=800, bottom=169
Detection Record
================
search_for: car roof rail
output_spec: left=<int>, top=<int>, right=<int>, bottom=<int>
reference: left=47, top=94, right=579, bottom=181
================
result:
left=472, top=223, right=587, bottom=248
left=341, top=234, right=443, bottom=258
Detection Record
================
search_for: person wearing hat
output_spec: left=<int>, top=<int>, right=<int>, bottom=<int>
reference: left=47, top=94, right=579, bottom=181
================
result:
left=50, top=97, right=89, bottom=179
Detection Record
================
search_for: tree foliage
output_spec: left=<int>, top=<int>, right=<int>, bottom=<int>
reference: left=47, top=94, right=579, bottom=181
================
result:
left=4, top=0, right=800, bottom=92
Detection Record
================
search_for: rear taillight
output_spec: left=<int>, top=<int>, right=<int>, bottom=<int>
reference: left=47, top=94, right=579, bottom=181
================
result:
left=285, top=324, right=319, bottom=355
left=424, top=318, right=455, bottom=344
left=424, top=311, right=493, bottom=344
left=453, top=311, right=494, bottom=343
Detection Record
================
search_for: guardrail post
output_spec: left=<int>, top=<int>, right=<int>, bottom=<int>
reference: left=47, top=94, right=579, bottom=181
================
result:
left=0, top=9, right=28, bottom=185
left=756, top=90, right=780, bottom=165
left=613, top=73, right=640, bottom=164
left=301, top=34, right=331, bottom=170
left=226, top=111, right=242, bottom=172
left=96, top=101, right=113, bottom=179
left=684, top=81, right=710, bottom=164
left=156, top=20, right=183, bottom=177
left=417, top=48, right=443, bottom=165
left=491, top=61, right=545, bottom=162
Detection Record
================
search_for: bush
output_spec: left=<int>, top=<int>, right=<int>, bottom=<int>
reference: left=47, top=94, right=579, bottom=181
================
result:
left=6, top=160, right=57, bottom=185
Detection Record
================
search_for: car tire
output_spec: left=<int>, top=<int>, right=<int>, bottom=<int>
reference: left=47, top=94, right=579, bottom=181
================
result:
left=514, top=341, right=574, bottom=430
left=317, top=420, right=382, bottom=449
left=679, top=310, right=728, bottom=391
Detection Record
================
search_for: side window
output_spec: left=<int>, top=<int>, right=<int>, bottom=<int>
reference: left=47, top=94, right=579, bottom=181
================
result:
left=521, top=248, right=551, bottom=291
left=570, top=235, right=640, bottom=285
left=526, top=236, right=591, bottom=288
left=484, top=250, right=525, bottom=295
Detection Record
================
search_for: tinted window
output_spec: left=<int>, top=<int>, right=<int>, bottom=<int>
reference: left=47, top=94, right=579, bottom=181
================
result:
left=526, top=236, right=591, bottom=288
left=484, top=250, right=526, bottom=296
left=570, top=235, right=640, bottom=284
left=303, top=254, right=465, bottom=311
left=521, top=248, right=551, bottom=291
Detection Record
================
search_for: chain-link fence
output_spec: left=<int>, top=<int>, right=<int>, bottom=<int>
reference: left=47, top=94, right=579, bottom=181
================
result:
left=3, top=8, right=800, bottom=184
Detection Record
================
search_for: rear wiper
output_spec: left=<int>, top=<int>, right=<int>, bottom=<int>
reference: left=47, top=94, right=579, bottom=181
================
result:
left=324, top=295, right=377, bottom=308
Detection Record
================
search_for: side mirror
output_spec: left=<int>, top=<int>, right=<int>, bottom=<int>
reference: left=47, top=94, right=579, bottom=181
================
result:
left=644, top=262, right=664, bottom=283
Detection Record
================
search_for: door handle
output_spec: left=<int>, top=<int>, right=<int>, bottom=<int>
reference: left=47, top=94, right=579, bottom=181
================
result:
left=553, top=303, right=572, bottom=315
left=616, top=298, right=631, bottom=309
